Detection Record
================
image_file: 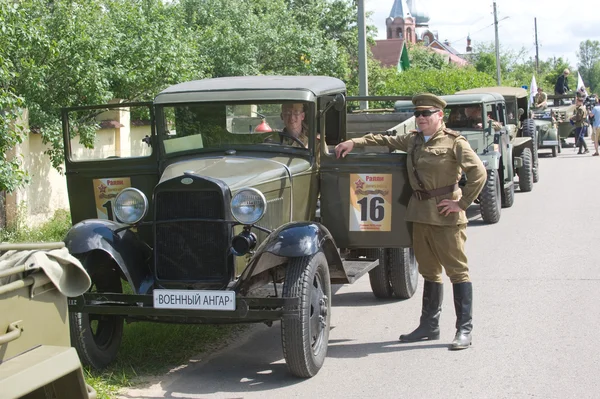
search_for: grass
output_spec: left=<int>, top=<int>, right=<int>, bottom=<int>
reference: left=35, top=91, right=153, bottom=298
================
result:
left=2, top=209, right=248, bottom=399
left=86, top=323, right=246, bottom=399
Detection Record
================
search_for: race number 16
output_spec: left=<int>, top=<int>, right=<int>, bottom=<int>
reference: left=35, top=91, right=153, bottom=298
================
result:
left=357, top=196, right=385, bottom=222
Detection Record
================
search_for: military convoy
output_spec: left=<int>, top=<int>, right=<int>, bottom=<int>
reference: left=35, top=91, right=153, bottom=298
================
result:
left=0, top=242, right=95, bottom=399
left=61, top=76, right=418, bottom=378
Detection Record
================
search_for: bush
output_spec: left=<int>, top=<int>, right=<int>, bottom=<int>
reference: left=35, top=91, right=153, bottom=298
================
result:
left=0, top=208, right=71, bottom=243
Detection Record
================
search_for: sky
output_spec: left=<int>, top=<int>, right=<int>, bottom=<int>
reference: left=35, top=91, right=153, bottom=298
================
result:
left=365, top=0, right=599, bottom=68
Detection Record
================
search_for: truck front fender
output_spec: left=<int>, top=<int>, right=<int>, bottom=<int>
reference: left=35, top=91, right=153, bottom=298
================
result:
left=235, top=222, right=344, bottom=294
left=64, top=219, right=153, bottom=294
left=479, top=151, right=501, bottom=171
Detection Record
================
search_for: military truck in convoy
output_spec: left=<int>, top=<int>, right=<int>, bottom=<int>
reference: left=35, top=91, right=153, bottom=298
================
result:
left=0, top=242, right=95, bottom=399
left=61, top=76, right=418, bottom=378
left=457, top=87, right=538, bottom=189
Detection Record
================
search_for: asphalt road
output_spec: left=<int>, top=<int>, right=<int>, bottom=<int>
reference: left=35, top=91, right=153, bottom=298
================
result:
left=120, top=139, right=600, bottom=399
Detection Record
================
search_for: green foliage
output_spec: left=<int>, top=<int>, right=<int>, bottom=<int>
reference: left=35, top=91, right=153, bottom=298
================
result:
left=407, top=43, right=449, bottom=70
left=577, top=40, right=600, bottom=92
left=0, top=208, right=71, bottom=243
left=380, top=67, right=496, bottom=97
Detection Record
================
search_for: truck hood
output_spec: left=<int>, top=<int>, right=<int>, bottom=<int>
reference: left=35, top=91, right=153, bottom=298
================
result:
left=159, top=155, right=310, bottom=191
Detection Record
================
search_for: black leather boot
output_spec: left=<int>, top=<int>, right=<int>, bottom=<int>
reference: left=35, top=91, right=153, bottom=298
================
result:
left=450, top=282, right=473, bottom=350
left=399, top=280, right=443, bottom=342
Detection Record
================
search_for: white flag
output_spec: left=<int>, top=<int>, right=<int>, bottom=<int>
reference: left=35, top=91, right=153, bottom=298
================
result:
left=530, top=75, right=538, bottom=106
left=577, top=72, right=587, bottom=97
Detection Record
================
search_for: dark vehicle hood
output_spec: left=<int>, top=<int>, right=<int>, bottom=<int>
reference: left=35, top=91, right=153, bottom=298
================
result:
left=159, top=155, right=311, bottom=191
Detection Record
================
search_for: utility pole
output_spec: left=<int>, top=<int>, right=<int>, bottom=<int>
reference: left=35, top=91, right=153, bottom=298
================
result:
left=534, top=18, right=539, bottom=76
left=358, top=0, right=368, bottom=110
left=493, top=1, right=501, bottom=85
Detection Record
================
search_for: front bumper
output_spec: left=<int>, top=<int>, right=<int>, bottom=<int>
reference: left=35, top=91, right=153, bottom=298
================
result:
left=69, top=292, right=299, bottom=323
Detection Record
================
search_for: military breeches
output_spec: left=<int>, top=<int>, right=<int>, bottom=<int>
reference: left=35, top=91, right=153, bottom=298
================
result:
left=412, top=222, right=470, bottom=284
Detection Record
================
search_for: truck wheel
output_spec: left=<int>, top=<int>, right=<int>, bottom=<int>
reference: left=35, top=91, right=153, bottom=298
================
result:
left=366, top=249, right=393, bottom=298
left=479, top=169, right=501, bottom=224
left=388, top=247, right=418, bottom=299
left=69, top=256, right=124, bottom=370
left=281, top=251, right=331, bottom=378
left=522, top=119, right=539, bottom=183
left=518, top=147, right=534, bottom=192
left=501, top=183, right=515, bottom=208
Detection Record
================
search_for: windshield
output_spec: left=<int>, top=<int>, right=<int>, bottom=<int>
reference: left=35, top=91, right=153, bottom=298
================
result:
left=443, top=104, right=486, bottom=130
left=157, top=102, right=311, bottom=154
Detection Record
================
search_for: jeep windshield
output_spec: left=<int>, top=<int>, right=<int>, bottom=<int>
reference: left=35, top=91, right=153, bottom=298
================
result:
left=443, top=104, right=485, bottom=130
left=156, top=102, right=311, bottom=155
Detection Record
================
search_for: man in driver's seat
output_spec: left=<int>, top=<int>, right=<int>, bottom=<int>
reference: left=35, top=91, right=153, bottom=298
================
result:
left=280, top=103, right=308, bottom=147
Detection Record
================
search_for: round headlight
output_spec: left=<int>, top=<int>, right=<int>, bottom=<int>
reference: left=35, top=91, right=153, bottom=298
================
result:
left=114, top=188, right=148, bottom=224
left=231, top=188, right=266, bottom=225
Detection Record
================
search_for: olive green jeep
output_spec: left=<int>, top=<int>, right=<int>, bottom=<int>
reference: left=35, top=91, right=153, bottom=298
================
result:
left=457, top=87, right=539, bottom=190
left=0, top=242, right=95, bottom=399
left=61, top=76, right=418, bottom=378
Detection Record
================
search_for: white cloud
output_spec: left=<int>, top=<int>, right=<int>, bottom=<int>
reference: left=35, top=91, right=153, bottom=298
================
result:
left=365, top=0, right=600, bottom=68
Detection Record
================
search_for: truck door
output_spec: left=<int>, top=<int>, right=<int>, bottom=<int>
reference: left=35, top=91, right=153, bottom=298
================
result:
left=62, top=102, right=159, bottom=237
left=319, top=147, right=412, bottom=249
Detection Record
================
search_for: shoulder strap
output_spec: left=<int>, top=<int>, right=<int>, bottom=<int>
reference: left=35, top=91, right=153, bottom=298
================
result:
left=443, top=128, right=460, bottom=137
left=410, top=138, right=426, bottom=190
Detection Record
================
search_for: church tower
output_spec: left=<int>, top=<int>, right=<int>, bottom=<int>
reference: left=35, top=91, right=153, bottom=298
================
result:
left=385, top=0, right=415, bottom=42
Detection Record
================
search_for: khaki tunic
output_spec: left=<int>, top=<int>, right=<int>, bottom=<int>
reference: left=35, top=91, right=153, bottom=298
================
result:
left=351, top=123, right=486, bottom=226
left=572, top=105, right=588, bottom=128
left=351, top=123, right=486, bottom=283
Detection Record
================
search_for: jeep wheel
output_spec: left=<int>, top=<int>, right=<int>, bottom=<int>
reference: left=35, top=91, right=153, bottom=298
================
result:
left=367, top=248, right=418, bottom=299
left=479, top=169, right=501, bottom=224
left=552, top=145, right=557, bottom=157
left=501, top=182, right=515, bottom=208
left=282, top=251, right=331, bottom=378
left=522, top=119, right=539, bottom=183
left=518, top=147, right=534, bottom=192
left=388, top=247, right=418, bottom=299
left=69, top=255, right=124, bottom=370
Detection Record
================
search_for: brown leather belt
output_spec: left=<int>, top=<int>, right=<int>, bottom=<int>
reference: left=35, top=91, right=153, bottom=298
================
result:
left=413, top=183, right=459, bottom=201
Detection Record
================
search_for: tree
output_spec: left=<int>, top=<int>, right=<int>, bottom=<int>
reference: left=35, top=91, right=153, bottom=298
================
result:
left=577, top=40, right=600, bottom=92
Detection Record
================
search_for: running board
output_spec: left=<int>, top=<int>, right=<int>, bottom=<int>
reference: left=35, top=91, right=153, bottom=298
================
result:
left=331, top=258, right=379, bottom=284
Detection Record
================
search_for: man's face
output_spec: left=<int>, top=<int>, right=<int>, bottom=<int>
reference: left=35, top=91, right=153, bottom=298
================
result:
left=281, top=103, right=305, bottom=136
left=415, top=108, right=443, bottom=134
left=466, top=106, right=481, bottom=119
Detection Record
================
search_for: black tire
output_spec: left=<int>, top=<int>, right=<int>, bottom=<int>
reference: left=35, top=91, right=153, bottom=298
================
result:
left=367, top=249, right=393, bottom=298
left=69, top=255, right=124, bottom=370
left=388, top=247, right=418, bottom=299
left=367, top=248, right=418, bottom=299
left=518, top=147, right=534, bottom=192
left=479, top=169, right=501, bottom=224
left=522, top=119, right=539, bottom=183
left=552, top=145, right=557, bottom=157
left=281, top=251, right=331, bottom=378
left=501, top=182, right=515, bottom=208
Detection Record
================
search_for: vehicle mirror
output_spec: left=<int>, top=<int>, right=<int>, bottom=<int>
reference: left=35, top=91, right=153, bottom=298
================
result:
left=333, top=93, right=345, bottom=112
left=321, top=93, right=346, bottom=116
left=518, top=108, right=525, bottom=116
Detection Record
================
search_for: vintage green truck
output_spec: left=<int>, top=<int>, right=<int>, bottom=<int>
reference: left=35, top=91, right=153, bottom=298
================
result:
left=61, top=76, right=419, bottom=378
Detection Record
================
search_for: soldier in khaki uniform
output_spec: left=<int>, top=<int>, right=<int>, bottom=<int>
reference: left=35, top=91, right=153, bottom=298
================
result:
left=571, top=96, right=589, bottom=154
left=335, top=93, right=486, bottom=350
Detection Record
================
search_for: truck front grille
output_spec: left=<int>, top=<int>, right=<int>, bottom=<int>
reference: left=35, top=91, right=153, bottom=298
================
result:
left=154, top=191, right=229, bottom=281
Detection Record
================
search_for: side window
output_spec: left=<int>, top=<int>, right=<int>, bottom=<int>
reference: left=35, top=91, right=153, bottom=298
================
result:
left=497, top=103, right=507, bottom=124
left=68, top=104, right=153, bottom=161
left=320, top=96, right=343, bottom=146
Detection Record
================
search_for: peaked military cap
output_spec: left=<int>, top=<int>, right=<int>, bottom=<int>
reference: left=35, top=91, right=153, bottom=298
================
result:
left=412, top=93, right=447, bottom=110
